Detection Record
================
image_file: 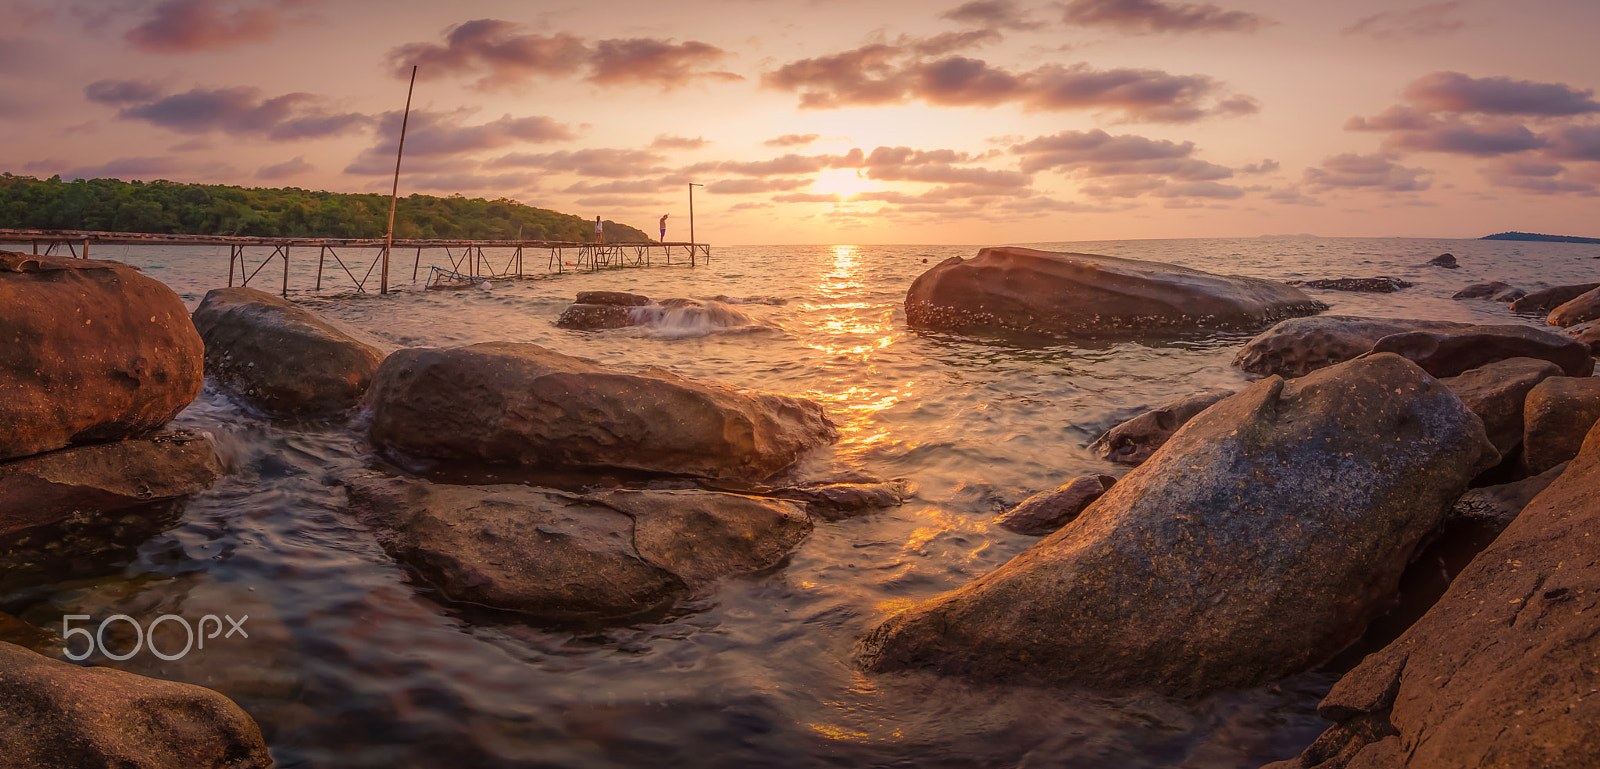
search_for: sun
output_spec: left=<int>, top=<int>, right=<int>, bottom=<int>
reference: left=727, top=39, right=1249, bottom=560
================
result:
left=811, top=168, right=875, bottom=198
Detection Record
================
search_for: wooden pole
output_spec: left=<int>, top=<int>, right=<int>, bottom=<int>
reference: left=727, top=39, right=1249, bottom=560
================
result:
left=281, top=246, right=289, bottom=297
left=688, top=182, right=702, bottom=267
left=382, top=65, right=418, bottom=295
left=317, top=246, right=326, bottom=290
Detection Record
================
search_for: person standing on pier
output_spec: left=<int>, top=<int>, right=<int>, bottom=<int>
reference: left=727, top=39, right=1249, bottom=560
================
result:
left=594, top=215, right=604, bottom=244
left=659, top=213, right=669, bottom=243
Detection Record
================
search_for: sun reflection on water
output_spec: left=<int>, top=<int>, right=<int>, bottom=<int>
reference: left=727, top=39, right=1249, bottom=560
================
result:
left=802, top=246, right=911, bottom=462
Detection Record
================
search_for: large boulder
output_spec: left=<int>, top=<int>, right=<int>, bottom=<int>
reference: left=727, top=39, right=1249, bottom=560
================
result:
left=904, top=247, right=1325, bottom=339
left=1547, top=285, right=1600, bottom=327
left=1522, top=376, right=1600, bottom=474
left=1088, top=390, right=1233, bottom=465
left=0, top=641, right=271, bottom=769
left=857, top=354, right=1498, bottom=695
left=1438, top=357, right=1562, bottom=457
left=0, top=431, right=223, bottom=538
left=1369, top=323, right=1592, bottom=377
left=1268, top=420, right=1600, bottom=769
left=1509, top=282, right=1600, bottom=314
left=191, top=287, right=384, bottom=417
left=0, top=252, right=202, bottom=461
left=347, top=477, right=811, bottom=622
left=365, top=342, right=837, bottom=482
left=994, top=474, right=1114, bottom=536
left=1233, top=316, right=1468, bottom=378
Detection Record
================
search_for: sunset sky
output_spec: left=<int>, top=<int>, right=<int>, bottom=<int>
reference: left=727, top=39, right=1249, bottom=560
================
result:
left=2, top=0, right=1597, bottom=244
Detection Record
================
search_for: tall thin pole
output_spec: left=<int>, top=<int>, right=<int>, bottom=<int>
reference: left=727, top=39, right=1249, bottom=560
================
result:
left=383, top=65, right=418, bottom=294
left=688, top=182, right=703, bottom=246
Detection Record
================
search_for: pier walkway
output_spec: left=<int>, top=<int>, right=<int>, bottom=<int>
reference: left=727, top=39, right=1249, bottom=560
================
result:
left=0, top=228, right=711, bottom=296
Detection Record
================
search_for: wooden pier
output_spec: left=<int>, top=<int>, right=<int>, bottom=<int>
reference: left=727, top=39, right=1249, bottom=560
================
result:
left=0, top=228, right=711, bottom=296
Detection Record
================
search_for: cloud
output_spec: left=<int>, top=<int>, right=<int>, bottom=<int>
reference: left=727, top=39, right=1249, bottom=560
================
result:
left=574, top=194, right=668, bottom=208
left=1402, top=71, right=1600, bottom=117
left=941, top=0, right=1044, bottom=30
left=1303, top=153, right=1431, bottom=192
left=111, top=86, right=373, bottom=140
left=860, top=145, right=1030, bottom=187
left=491, top=148, right=667, bottom=177
left=387, top=20, right=739, bottom=91
left=84, top=79, right=167, bottom=105
left=1009, top=129, right=1231, bottom=179
left=705, top=178, right=812, bottom=194
left=1384, top=122, right=1547, bottom=156
left=773, top=192, right=844, bottom=203
left=651, top=134, right=709, bottom=150
left=1479, top=158, right=1596, bottom=195
left=343, top=111, right=576, bottom=174
left=689, top=150, right=862, bottom=177
left=561, top=178, right=680, bottom=194
left=61, top=156, right=180, bottom=180
left=763, top=46, right=1256, bottom=122
left=255, top=155, right=312, bottom=180
left=1239, top=159, right=1279, bottom=174
left=1060, top=0, right=1272, bottom=34
left=1549, top=125, right=1600, bottom=161
left=1342, top=2, right=1467, bottom=40
left=589, top=38, right=742, bottom=87
left=125, top=0, right=296, bottom=53
left=764, top=133, right=821, bottom=147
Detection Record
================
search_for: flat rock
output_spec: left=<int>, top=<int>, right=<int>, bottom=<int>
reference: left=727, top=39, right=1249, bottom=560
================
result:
left=1451, top=281, right=1525, bottom=302
left=904, top=247, right=1325, bottom=339
left=366, top=342, right=837, bottom=482
left=1088, top=390, right=1233, bottom=465
left=1547, top=285, right=1600, bottom=327
left=575, top=291, right=651, bottom=306
left=1439, top=357, right=1562, bottom=457
left=1370, top=323, right=1593, bottom=377
left=858, top=354, right=1498, bottom=695
left=0, top=641, right=270, bottom=769
left=1276, top=420, right=1600, bottom=769
left=1233, top=316, right=1469, bottom=378
left=555, top=302, right=638, bottom=330
left=0, top=431, right=223, bottom=538
left=347, top=477, right=811, bottom=622
left=191, top=286, right=385, bottom=417
left=1522, top=376, right=1600, bottom=474
left=0, top=252, right=203, bottom=461
left=994, top=474, right=1114, bottom=536
left=1288, top=277, right=1413, bottom=293
left=1508, top=282, right=1600, bottom=314
left=768, top=481, right=908, bottom=521
left=1449, top=462, right=1566, bottom=531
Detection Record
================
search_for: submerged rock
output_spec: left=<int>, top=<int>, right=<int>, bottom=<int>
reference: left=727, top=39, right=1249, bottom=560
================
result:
left=1547, top=285, right=1600, bottom=327
left=0, top=641, right=270, bottom=769
left=1509, top=282, right=1600, bottom=314
left=1288, top=277, right=1413, bottom=293
left=1439, top=358, right=1561, bottom=457
left=994, top=474, right=1115, bottom=536
left=769, top=480, right=908, bottom=521
left=858, top=354, right=1497, bottom=695
left=191, top=287, right=385, bottom=418
left=366, top=342, right=837, bottom=482
left=1272, top=420, right=1600, bottom=769
left=0, top=431, right=223, bottom=538
left=1368, top=323, right=1592, bottom=378
left=1088, top=390, right=1233, bottom=465
left=1426, top=253, right=1458, bottom=268
left=556, top=294, right=774, bottom=335
left=1233, top=316, right=1468, bottom=378
left=904, top=247, right=1325, bottom=339
left=0, top=252, right=203, bottom=461
left=1522, top=376, right=1600, bottom=475
left=1451, top=281, right=1525, bottom=302
left=347, top=477, right=811, bottom=622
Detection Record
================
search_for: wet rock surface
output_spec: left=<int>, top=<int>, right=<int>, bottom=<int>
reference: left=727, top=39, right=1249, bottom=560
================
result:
left=0, top=641, right=271, bottom=769
left=905, top=247, right=1325, bottom=339
left=1438, top=357, right=1562, bottom=457
left=347, top=477, right=812, bottom=623
left=1451, top=280, right=1525, bottom=302
left=1233, top=316, right=1468, bottom=378
left=366, top=341, right=838, bottom=482
left=0, top=431, right=223, bottom=538
left=858, top=354, right=1498, bottom=695
left=1369, top=323, right=1593, bottom=377
left=191, top=287, right=385, bottom=418
left=1088, top=390, right=1233, bottom=465
left=1272, top=421, right=1600, bottom=769
left=1547, top=285, right=1600, bottom=327
left=0, top=252, right=203, bottom=461
left=994, top=474, right=1115, bottom=536
left=1426, top=253, right=1458, bottom=268
left=1288, top=277, right=1413, bottom=293
left=1522, top=376, right=1600, bottom=474
left=1508, top=282, right=1600, bottom=314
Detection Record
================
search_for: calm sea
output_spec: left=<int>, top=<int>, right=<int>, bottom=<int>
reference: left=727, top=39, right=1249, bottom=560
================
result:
left=6, top=237, right=1597, bottom=768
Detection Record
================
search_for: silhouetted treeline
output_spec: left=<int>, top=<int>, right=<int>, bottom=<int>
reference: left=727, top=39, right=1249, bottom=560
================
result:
left=1482, top=231, right=1600, bottom=244
left=0, top=173, right=651, bottom=242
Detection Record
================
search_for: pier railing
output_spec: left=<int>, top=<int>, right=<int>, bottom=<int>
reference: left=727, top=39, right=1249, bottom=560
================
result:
left=0, top=229, right=711, bottom=296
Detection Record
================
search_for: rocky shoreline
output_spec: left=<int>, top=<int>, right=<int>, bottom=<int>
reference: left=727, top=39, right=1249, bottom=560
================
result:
left=3, top=246, right=1597, bottom=768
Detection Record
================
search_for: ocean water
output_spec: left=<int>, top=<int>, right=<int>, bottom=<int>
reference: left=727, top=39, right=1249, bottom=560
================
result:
left=4, top=237, right=1597, bottom=768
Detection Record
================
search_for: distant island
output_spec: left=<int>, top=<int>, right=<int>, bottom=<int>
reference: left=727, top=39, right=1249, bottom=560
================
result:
left=1481, top=231, right=1600, bottom=244
left=0, top=173, right=652, bottom=243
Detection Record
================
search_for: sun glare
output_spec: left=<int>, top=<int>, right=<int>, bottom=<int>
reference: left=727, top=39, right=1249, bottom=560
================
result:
left=811, top=168, right=875, bottom=198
